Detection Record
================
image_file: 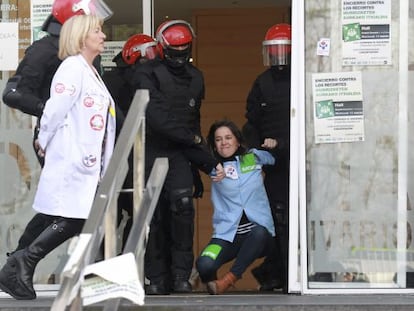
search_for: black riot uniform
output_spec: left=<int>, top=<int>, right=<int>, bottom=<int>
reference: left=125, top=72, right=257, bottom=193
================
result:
left=102, top=52, right=136, bottom=119
left=244, top=65, right=291, bottom=292
left=2, top=15, right=62, bottom=167
left=101, top=52, right=134, bottom=248
left=132, top=57, right=216, bottom=295
left=244, top=23, right=292, bottom=293
left=102, top=32, right=163, bottom=250
left=3, top=15, right=106, bottom=164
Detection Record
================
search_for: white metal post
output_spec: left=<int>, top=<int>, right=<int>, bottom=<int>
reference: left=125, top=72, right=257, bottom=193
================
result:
left=142, top=0, right=154, bottom=36
left=396, top=0, right=409, bottom=289
left=289, top=0, right=306, bottom=294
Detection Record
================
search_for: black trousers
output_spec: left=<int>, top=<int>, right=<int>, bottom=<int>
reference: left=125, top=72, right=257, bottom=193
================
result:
left=260, top=152, right=289, bottom=284
left=144, top=149, right=194, bottom=284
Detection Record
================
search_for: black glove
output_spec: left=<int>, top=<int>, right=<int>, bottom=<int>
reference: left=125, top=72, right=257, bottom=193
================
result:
left=183, top=144, right=218, bottom=175
left=191, top=165, right=204, bottom=198
left=32, top=119, right=44, bottom=168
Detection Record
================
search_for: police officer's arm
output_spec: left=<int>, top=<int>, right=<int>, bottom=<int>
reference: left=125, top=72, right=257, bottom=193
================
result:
left=246, top=77, right=279, bottom=150
left=193, top=79, right=205, bottom=137
left=37, top=60, right=80, bottom=150
left=19, top=45, right=49, bottom=116
left=244, top=78, right=265, bottom=148
left=4, top=41, right=56, bottom=117
left=245, top=77, right=263, bottom=128
left=183, top=144, right=218, bottom=175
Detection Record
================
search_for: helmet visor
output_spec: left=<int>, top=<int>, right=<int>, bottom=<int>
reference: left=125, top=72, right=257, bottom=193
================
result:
left=132, top=41, right=158, bottom=60
left=73, top=0, right=113, bottom=21
left=262, top=39, right=291, bottom=66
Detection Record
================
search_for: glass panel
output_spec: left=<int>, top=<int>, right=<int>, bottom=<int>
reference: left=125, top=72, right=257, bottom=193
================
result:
left=305, top=1, right=413, bottom=289
left=101, top=1, right=143, bottom=72
left=0, top=0, right=57, bottom=286
left=407, top=0, right=414, bottom=289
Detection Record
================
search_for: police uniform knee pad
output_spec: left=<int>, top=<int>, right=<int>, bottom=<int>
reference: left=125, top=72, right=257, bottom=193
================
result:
left=170, top=188, right=193, bottom=214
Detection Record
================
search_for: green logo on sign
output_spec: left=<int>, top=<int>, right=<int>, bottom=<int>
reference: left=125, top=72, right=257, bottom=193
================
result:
left=315, top=99, right=334, bottom=119
left=343, top=23, right=361, bottom=42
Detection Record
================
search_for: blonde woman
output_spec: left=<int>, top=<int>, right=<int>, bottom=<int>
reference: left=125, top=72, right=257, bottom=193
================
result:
left=0, top=14, right=115, bottom=300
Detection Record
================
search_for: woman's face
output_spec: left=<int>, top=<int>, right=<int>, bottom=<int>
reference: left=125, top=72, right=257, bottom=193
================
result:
left=214, top=126, right=239, bottom=158
left=84, top=24, right=106, bottom=56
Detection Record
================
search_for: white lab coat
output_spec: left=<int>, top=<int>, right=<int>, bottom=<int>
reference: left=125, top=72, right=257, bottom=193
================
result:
left=33, top=54, right=116, bottom=219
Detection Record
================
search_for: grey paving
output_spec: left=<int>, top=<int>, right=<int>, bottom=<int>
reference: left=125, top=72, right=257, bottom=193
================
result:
left=1, top=293, right=414, bottom=311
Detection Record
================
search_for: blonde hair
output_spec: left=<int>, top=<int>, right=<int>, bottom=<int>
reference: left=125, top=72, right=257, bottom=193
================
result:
left=58, top=14, right=103, bottom=60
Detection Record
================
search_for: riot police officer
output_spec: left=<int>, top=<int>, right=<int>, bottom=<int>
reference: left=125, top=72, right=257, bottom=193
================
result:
left=244, top=23, right=292, bottom=293
left=102, top=33, right=159, bottom=249
left=132, top=19, right=221, bottom=295
left=104, top=33, right=159, bottom=118
left=3, top=0, right=111, bottom=166
left=3, top=14, right=61, bottom=167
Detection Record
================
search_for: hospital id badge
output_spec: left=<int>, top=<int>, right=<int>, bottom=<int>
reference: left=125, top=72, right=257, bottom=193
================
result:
left=224, top=164, right=238, bottom=179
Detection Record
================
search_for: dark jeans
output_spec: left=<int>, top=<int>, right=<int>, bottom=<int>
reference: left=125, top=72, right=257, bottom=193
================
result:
left=196, top=225, right=274, bottom=282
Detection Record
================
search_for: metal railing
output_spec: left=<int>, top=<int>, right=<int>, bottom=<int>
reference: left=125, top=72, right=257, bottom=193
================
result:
left=50, top=90, right=168, bottom=310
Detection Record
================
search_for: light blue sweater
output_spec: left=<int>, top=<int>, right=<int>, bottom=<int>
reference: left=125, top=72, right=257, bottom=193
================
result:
left=210, top=149, right=276, bottom=242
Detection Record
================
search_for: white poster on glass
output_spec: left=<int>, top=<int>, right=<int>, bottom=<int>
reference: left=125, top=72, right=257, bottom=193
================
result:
left=31, top=0, right=53, bottom=42
left=101, top=41, right=125, bottom=69
left=0, top=23, right=19, bottom=71
left=312, top=71, right=365, bottom=144
left=341, top=0, right=392, bottom=66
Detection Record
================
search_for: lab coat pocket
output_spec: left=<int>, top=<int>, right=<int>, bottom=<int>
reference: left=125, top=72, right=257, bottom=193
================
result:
left=73, top=142, right=101, bottom=177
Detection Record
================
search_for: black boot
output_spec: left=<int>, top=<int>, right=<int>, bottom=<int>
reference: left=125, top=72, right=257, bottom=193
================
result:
left=252, top=262, right=283, bottom=292
left=15, top=213, right=54, bottom=251
left=9, top=218, right=84, bottom=300
left=251, top=265, right=266, bottom=285
left=145, top=279, right=170, bottom=295
left=172, top=277, right=192, bottom=293
left=0, top=252, right=35, bottom=300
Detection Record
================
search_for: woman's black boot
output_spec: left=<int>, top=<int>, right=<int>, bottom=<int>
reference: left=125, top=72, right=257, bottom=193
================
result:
left=0, top=252, right=36, bottom=299
left=12, top=218, right=84, bottom=300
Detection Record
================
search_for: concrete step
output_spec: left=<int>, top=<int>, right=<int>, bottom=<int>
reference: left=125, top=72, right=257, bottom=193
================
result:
left=1, top=293, right=414, bottom=310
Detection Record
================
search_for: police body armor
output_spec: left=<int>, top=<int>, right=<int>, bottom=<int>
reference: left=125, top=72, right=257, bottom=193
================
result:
left=153, top=63, right=203, bottom=133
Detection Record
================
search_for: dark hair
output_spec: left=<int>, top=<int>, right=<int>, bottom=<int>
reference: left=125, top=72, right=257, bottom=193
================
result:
left=207, top=119, right=247, bottom=159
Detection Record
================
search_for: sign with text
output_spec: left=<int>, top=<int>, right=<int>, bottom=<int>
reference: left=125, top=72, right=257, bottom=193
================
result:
left=0, top=23, right=19, bottom=71
left=312, top=71, right=364, bottom=144
left=31, top=0, right=53, bottom=42
left=101, top=41, right=125, bottom=68
left=81, top=253, right=144, bottom=306
left=342, top=0, right=392, bottom=66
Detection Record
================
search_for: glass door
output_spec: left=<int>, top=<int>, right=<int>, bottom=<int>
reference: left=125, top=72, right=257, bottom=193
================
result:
left=300, top=0, right=414, bottom=293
